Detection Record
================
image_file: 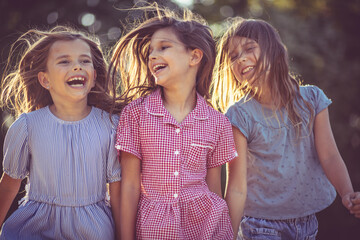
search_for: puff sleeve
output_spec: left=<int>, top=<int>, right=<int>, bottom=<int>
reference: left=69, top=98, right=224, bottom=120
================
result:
left=115, top=104, right=142, bottom=160
left=106, top=114, right=121, bottom=183
left=3, top=113, right=30, bottom=179
left=307, top=85, right=332, bottom=115
left=207, top=117, right=237, bottom=169
left=225, top=103, right=253, bottom=141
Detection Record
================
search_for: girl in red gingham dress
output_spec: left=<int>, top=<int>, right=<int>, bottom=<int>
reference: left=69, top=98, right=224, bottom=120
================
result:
left=109, top=4, right=242, bottom=240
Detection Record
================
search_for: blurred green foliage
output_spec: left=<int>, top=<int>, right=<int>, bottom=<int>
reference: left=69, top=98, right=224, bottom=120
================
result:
left=0, top=0, right=359, bottom=239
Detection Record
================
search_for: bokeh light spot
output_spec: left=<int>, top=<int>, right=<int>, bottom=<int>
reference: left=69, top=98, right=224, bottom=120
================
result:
left=81, top=13, right=95, bottom=27
left=172, top=0, right=193, bottom=8
left=107, top=27, right=121, bottom=40
left=47, top=12, right=59, bottom=25
left=200, top=0, right=215, bottom=6
left=249, top=2, right=264, bottom=17
left=220, top=5, right=234, bottom=18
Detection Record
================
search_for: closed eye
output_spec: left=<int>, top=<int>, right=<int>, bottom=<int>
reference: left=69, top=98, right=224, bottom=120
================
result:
left=58, top=60, right=70, bottom=64
left=81, top=59, right=92, bottom=64
left=245, top=47, right=255, bottom=53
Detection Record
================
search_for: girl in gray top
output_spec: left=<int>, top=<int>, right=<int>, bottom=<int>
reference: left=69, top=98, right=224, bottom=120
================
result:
left=212, top=17, right=360, bottom=239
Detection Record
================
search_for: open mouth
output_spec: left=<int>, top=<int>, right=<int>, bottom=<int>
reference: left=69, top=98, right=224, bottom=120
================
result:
left=242, top=66, right=254, bottom=75
left=153, top=64, right=167, bottom=74
left=67, top=76, right=86, bottom=87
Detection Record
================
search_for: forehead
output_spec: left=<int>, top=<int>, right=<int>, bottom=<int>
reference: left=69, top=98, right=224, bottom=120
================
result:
left=228, top=36, right=256, bottom=51
left=49, top=39, right=92, bottom=58
left=150, top=27, right=182, bottom=46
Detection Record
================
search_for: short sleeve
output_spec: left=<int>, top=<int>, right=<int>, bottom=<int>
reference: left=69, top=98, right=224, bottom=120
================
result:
left=3, top=113, right=30, bottom=179
left=115, top=104, right=142, bottom=160
left=106, top=114, right=121, bottom=183
left=305, top=85, right=332, bottom=115
left=225, top=103, right=252, bottom=140
left=207, top=117, right=237, bottom=169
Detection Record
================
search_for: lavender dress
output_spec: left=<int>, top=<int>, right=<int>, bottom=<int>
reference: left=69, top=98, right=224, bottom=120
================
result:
left=1, top=106, right=121, bottom=240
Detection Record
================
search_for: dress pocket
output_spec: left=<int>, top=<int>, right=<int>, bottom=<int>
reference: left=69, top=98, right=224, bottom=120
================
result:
left=186, top=139, right=215, bottom=171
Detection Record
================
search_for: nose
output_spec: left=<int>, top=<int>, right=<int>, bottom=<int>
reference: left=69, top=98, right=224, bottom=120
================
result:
left=148, top=49, right=158, bottom=60
left=238, top=53, right=246, bottom=63
left=73, top=61, right=83, bottom=71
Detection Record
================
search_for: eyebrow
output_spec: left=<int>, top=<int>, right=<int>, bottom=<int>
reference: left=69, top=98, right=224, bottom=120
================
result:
left=55, top=54, right=92, bottom=60
left=149, top=38, right=184, bottom=48
left=242, top=40, right=257, bottom=46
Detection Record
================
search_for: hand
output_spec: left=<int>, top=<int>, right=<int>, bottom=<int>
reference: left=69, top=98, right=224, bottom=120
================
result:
left=342, top=192, right=354, bottom=210
left=349, top=192, right=360, bottom=218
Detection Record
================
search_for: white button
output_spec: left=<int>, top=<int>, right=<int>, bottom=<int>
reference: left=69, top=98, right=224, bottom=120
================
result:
left=174, top=193, right=178, bottom=198
left=174, top=171, right=179, bottom=176
left=175, top=129, right=180, bottom=133
left=174, top=150, right=179, bottom=155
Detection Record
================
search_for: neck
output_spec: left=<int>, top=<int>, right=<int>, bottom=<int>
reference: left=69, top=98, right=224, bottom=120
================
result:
left=254, top=82, right=277, bottom=107
left=49, top=100, right=91, bottom=121
left=162, top=87, right=197, bottom=123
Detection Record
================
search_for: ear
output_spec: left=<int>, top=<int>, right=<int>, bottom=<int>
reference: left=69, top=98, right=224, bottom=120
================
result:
left=189, top=49, right=203, bottom=66
left=38, top=72, right=50, bottom=90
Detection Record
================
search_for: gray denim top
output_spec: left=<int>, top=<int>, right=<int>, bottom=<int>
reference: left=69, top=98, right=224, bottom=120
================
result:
left=226, top=85, right=336, bottom=219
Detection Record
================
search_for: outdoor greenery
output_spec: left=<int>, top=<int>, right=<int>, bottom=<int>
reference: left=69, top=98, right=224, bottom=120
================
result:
left=1, top=0, right=359, bottom=239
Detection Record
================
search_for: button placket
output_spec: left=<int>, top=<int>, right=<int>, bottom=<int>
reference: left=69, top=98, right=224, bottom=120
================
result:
left=172, top=126, right=181, bottom=200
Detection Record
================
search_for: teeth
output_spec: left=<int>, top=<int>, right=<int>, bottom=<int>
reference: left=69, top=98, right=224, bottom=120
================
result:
left=242, top=66, right=254, bottom=74
left=68, top=77, right=85, bottom=82
left=67, top=76, right=85, bottom=86
left=153, top=64, right=166, bottom=72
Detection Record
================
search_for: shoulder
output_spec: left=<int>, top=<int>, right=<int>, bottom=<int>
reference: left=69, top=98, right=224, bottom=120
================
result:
left=299, top=84, right=331, bottom=104
left=226, top=97, right=253, bottom=120
left=91, top=107, right=120, bottom=129
left=15, top=107, right=49, bottom=126
left=205, top=105, right=233, bottom=130
left=8, top=113, right=28, bottom=131
left=25, top=107, right=48, bottom=118
left=5, top=110, right=40, bottom=139
left=123, top=97, right=146, bottom=112
left=300, top=85, right=326, bottom=99
left=207, top=105, right=226, bottom=120
left=119, top=96, right=147, bottom=123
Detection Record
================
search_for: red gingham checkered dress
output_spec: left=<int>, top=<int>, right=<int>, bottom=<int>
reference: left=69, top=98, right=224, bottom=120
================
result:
left=116, top=88, right=236, bottom=239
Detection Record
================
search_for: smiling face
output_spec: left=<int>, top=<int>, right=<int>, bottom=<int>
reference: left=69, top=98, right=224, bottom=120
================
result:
left=228, top=36, right=261, bottom=86
left=38, top=39, right=96, bottom=106
left=148, top=27, right=195, bottom=89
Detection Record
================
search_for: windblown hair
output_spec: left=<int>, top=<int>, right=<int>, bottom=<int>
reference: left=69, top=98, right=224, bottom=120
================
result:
left=109, top=3, right=216, bottom=111
left=212, top=17, right=314, bottom=137
left=1, top=26, right=112, bottom=117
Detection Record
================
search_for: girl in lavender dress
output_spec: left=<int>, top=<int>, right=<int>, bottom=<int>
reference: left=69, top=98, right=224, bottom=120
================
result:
left=0, top=26, right=121, bottom=240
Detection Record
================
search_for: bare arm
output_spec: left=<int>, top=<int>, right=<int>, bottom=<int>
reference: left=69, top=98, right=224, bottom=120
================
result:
left=225, top=126, right=247, bottom=239
left=314, top=108, right=354, bottom=209
left=120, top=151, right=141, bottom=240
left=109, top=181, right=121, bottom=240
left=0, top=173, right=22, bottom=227
left=206, top=165, right=223, bottom=197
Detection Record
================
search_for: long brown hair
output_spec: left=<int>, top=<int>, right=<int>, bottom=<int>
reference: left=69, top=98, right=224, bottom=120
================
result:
left=212, top=17, right=314, bottom=137
left=1, top=26, right=111, bottom=117
left=109, top=3, right=215, bottom=111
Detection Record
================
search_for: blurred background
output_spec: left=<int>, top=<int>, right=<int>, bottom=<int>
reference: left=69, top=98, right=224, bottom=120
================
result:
left=0, top=0, right=359, bottom=239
